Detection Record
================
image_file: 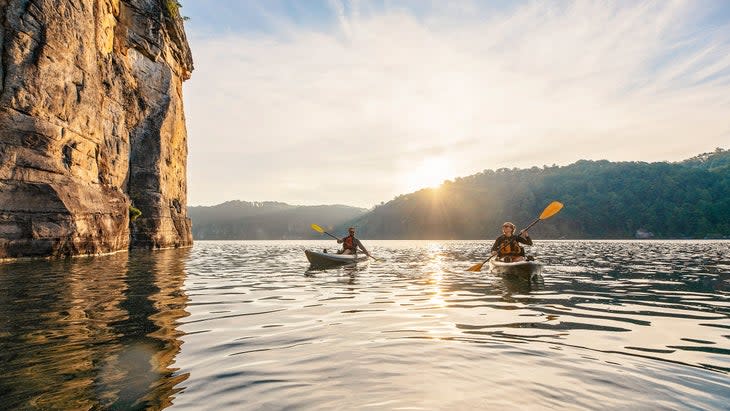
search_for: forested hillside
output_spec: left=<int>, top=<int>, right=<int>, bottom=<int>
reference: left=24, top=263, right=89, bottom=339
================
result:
left=189, top=201, right=366, bottom=240
left=341, top=149, right=730, bottom=239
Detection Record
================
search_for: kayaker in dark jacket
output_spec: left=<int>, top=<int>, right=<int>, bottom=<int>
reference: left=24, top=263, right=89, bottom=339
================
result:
left=491, top=222, right=532, bottom=262
left=337, top=227, right=371, bottom=256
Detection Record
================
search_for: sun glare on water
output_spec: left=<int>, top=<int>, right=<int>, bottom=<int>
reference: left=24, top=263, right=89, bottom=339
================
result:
left=402, top=157, right=454, bottom=193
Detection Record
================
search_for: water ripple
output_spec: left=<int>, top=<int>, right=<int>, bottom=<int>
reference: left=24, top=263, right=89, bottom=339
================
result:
left=1, top=240, right=729, bottom=409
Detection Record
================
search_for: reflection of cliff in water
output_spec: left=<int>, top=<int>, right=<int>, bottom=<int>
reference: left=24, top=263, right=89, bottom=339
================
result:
left=0, top=249, right=191, bottom=409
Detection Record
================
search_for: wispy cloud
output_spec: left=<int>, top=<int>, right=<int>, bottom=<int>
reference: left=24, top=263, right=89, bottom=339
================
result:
left=184, top=0, right=730, bottom=207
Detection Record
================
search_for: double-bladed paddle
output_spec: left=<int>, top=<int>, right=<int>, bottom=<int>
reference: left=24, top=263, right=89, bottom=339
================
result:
left=310, top=223, right=379, bottom=261
left=466, top=201, right=564, bottom=272
left=310, top=223, right=339, bottom=240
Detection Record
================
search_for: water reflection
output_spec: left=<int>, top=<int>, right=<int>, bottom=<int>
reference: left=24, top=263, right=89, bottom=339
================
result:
left=0, top=249, right=191, bottom=410
left=424, top=243, right=447, bottom=308
left=305, top=262, right=365, bottom=285
left=171, top=240, right=728, bottom=410
left=2, top=240, right=729, bottom=410
left=445, top=241, right=730, bottom=374
left=499, top=273, right=545, bottom=296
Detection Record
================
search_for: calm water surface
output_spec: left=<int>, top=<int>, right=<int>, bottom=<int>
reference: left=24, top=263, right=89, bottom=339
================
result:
left=1, top=240, right=729, bottom=409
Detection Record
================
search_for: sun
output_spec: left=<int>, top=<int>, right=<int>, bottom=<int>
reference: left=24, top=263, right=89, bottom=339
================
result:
left=402, top=156, right=453, bottom=193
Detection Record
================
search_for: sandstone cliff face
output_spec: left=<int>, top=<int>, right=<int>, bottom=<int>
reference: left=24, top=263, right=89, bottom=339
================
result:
left=0, top=0, right=193, bottom=258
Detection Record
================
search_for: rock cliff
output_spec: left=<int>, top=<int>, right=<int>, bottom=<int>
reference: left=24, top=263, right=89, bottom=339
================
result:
left=0, top=0, right=193, bottom=258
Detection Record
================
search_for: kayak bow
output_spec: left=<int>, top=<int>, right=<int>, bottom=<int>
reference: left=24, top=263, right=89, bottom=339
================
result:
left=489, top=258, right=542, bottom=279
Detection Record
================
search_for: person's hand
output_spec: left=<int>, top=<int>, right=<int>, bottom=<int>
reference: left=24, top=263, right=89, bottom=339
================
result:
left=337, top=239, right=343, bottom=243
left=520, top=230, right=529, bottom=237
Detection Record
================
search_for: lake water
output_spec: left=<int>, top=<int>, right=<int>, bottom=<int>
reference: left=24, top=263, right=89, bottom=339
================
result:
left=1, top=240, right=729, bottom=410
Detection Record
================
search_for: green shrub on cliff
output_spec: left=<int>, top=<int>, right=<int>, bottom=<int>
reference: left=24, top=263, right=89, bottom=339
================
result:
left=165, top=0, right=181, bottom=16
left=129, top=206, right=142, bottom=222
left=165, top=0, right=190, bottom=21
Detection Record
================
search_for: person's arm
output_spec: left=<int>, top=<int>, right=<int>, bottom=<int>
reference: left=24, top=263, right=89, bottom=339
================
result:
left=356, top=239, right=370, bottom=255
left=491, top=236, right=503, bottom=253
left=517, top=231, right=533, bottom=245
left=337, top=237, right=344, bottom=244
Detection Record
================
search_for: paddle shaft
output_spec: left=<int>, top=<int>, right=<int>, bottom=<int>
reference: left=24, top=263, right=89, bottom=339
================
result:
left=514, top=200, right=563, bottom=236
left=468, top=221, right=537, bottom=271
left=467, top=201, right=563, bottom=271
left=486, top=235, right=524, bottom=263
left=520, top=217, right=540, bottom=234
left=311, top=223, right=377, bottom=260
left=322, top=229, right=375, bottom=258
left=331, top=232, right=377, bottom=260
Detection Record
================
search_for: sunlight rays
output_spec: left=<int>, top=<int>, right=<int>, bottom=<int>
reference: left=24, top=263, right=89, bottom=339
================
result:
left=184, top=0, right=730, bottom=206
left=401, top=156, right=454, bottom=193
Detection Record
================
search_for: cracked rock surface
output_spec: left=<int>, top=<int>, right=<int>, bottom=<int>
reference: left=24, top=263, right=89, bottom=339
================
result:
left=0, top=0, right=193, bottom=258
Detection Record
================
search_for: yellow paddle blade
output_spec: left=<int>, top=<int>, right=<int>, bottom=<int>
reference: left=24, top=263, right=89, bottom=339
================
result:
left=310, top=223, right=324, bottom=233
left=539, top=201, right=564, bottom=220
left=466, top=262, right=484, bottom=272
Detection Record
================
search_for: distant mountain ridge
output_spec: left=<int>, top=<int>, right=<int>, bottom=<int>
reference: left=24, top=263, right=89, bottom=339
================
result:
left=189, top=201, right=366, bottom=240
left=191, top=149, right=729, bottom=240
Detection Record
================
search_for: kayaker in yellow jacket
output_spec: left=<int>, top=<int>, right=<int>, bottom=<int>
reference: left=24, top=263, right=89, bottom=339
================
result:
left=337, top=227, right=371, bottom=257
left=491, top=222, right=532, bottom=262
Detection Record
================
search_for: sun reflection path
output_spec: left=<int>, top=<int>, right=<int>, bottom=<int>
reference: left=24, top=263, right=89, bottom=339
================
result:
left=425, top=243, right=447, bottom=308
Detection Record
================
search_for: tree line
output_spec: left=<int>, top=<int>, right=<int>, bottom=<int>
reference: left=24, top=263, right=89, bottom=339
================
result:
left=341, top=149, right=730, bottom=239
left=188, top=201, right=366, bottom=240
left=189, top=150, right=729, bottom=240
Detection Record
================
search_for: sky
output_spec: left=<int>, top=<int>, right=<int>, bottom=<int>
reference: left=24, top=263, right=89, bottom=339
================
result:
left=181, top=0, right=730, bottom=208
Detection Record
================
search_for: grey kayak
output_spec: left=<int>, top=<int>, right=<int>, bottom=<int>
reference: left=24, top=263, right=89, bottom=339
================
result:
left=305, top=249, right=368, bottom=266
left=489, top=259, right=542, bottom=279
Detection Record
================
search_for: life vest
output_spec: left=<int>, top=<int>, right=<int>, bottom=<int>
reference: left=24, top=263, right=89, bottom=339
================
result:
left=343, top=235, right=356, bottom=250
left=498, top=237, right=523, bottom=256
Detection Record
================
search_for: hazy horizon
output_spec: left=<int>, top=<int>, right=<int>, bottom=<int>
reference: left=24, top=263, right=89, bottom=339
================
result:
left=182, top=0, right=730, bottom=208
left=187, top=148, right=726, bottom=207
